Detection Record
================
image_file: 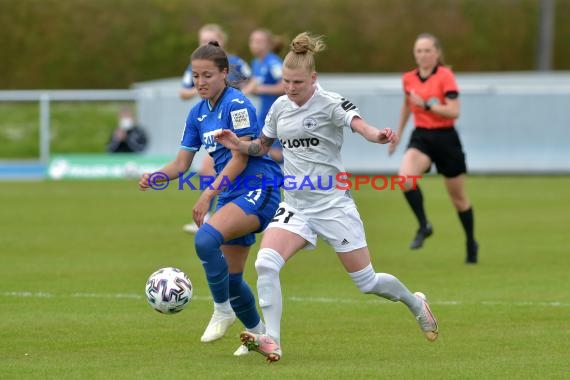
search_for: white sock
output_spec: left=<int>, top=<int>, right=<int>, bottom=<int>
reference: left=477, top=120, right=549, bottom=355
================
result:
left=349, top=264, right=422, bottom=315
left=255, top=248, right=285, bottom=344
left=247, top=320, right=266, bottom=335
left=213, top=300, right=233, bottom=314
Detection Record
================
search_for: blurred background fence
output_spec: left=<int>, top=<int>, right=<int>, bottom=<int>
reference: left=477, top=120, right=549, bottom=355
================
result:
left=1, top=0, right=569, bottom=178
left=125, top=71, right=570, bottom=174
left=1, top=71, right=568, bottom=178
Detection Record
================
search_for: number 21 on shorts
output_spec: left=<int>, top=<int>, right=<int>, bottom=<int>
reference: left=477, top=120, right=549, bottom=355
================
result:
left=271, top=207, right=295, bottom=223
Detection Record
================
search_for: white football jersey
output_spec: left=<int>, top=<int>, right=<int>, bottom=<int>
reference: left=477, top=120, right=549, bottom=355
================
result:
left=263, top=85, right=361, bottom=210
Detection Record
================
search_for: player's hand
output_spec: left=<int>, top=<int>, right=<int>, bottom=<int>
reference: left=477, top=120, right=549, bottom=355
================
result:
left=139, top=172, right=151, bottom=191
left=193, top=192, right=213, bottom=227
left=378, top=128, right=397, bottom=145
left=388, top=140, right=398, bottom=156
left=215, top=130, right=241, bottom=150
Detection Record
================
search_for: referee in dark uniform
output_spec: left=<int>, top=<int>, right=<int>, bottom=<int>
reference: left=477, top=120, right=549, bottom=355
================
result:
left=389, top=33, right=478, bottom=264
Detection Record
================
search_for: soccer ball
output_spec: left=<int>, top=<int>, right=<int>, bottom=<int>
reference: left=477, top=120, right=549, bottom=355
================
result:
left=145, top=267, right=193, bottom=314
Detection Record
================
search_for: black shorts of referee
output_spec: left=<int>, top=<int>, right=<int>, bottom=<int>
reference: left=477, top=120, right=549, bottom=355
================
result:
left=407, top=126, right=467, bottom=178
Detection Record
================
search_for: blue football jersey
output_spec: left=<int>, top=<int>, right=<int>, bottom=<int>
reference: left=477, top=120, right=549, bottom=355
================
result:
left=181, top=55, right=252, bottom=89
left=251, top=52, right=283, bottom=127
left=180, top=87, right=281, bottom=198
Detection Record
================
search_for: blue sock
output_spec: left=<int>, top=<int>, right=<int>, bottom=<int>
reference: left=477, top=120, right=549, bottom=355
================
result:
left=229, top=272, right=261, bottom=329
left=194, top=223, right=228, bottom=303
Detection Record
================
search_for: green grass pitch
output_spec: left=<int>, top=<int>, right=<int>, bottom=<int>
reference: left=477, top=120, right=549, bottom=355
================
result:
left=1, top=176, right=568, bottom=379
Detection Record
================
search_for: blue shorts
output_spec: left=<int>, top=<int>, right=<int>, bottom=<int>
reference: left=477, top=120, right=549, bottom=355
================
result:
left=216, top=186, right=281, bottom=246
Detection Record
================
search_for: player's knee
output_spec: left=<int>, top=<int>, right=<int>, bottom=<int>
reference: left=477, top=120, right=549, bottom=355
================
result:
left=452, top=196, right=469, bottom=211
left=350, top=265, right=378, bottom=294
left=356, top=278, right=377, bottom=294
left=194, top=223, right=223, bottom=261
left=255, top=248, right=285, bottom=276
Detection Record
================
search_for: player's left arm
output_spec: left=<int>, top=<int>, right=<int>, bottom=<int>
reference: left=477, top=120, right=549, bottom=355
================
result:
left=192, top=141, right=249, bottom=226
left=204, top=138, right=250, bottom=197
left=350, top=116, right=397, bottom=145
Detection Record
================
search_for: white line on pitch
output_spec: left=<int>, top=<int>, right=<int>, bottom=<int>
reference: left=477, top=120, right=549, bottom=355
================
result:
left=1, top=291, right=569, bottom=308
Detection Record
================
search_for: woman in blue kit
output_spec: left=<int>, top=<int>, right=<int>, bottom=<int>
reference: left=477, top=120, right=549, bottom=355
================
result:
left=243, top=28, right=285, bottom=163
left=180, top=24, right=253, bottom=233
left=139, top=41, right=281, bottom=356
left=243, top=28, right=285, bottom=127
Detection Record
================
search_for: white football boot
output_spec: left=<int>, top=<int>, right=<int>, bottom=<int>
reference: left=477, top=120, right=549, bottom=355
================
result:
left=200, top=309, right=236, bottom=343
left=414, top=292, right=439, bottom=342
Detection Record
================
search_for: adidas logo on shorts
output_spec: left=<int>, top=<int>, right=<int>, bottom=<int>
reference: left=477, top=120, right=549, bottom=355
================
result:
left=341, top=239, right=350, bottom=246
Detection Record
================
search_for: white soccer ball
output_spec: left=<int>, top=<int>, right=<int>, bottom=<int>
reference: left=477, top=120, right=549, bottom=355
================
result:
left=145, top=267, right=193, bottom=314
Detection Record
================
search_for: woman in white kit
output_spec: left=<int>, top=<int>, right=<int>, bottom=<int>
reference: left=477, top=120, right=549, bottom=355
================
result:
left=215, top=31, right=439, bottom=363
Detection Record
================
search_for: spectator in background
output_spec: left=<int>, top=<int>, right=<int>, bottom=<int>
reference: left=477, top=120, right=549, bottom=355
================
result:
left=107, top=108, right=147, bottom=153
left=388, top=33, right=478, bottom=264
left=180, top=24, right=251, bottom=100
left=180, top=24, right=252, bottom=233
left=243, top=28, right=286, bottom=164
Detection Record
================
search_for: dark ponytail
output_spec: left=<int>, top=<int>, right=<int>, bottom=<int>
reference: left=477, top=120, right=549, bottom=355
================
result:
left=190, top=41, right=229, bottom=75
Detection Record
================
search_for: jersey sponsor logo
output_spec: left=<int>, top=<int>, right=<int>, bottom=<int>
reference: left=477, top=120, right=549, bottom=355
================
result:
left=280, top=138, right=320, bottom=149
left=340, top=97, right=357, bottom=112
left=230, top=108, right=250, bottom=130
left=197, top=114, right=208, bottom=122
left=203, top=128, right=222, bottom=152
left=303, top=117, right=318, bottom=130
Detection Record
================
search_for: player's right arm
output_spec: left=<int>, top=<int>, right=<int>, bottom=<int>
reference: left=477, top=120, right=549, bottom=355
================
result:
left=139, top=149, right=195, bottom=191
left=215, top=130, right=275, bottom=157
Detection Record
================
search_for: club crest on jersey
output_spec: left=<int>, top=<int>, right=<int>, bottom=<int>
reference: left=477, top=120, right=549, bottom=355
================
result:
left=303, top=117, right=318, bottom=130
left=203, top=129, right=222, bottom=152
left=230, top=108, right=250, bottom=130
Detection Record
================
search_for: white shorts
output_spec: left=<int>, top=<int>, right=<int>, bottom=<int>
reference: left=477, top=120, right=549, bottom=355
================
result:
left=266, top=197, right=367, bottom=253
